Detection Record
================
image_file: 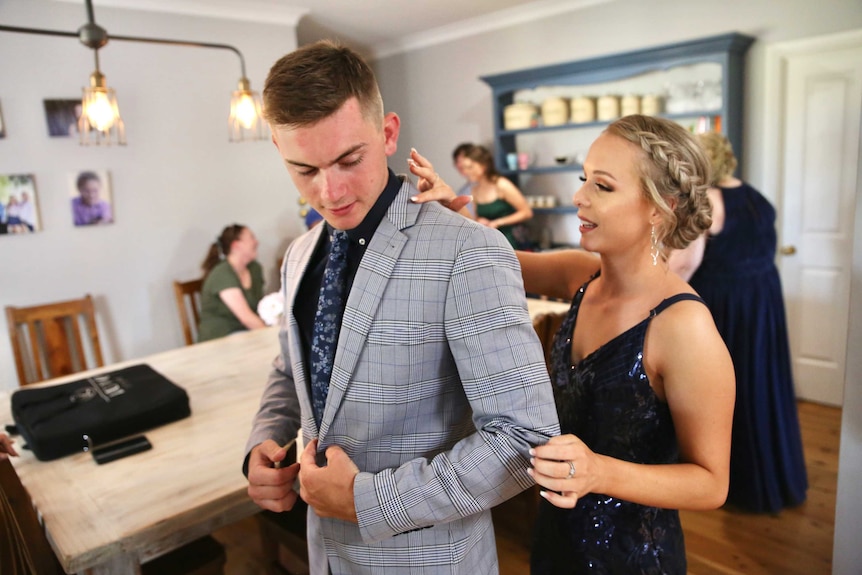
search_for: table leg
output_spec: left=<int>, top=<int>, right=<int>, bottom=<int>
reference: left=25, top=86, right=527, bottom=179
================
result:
left=82, top=553, right=142, bottom=575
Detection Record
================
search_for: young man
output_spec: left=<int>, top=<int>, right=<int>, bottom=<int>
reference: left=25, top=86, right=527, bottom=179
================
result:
left=244, top=40, right=559, bottom=574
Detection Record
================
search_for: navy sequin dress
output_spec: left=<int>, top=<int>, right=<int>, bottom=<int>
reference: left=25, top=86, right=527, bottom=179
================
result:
left=689, top=182, right=807, bottom=514
left=531, top=275, right=701, bottom=575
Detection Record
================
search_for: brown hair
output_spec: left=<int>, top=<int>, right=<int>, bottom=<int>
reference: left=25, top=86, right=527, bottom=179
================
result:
left=697, top=131, right=738, bottom=185
left=201, top=224, right=246, bottom=278
left=463, top=144, right=501, bottom=183
left=605, top=115, right=713, bottom=258
left=452, top=142, right=474, bottom=162
left=262, top=40, right=383, bottom=128
left=76, top=171, right=100, bottom=191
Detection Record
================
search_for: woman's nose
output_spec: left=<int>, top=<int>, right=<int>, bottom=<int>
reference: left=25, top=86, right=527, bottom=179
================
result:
left=572, top=183, right=586, bottom=207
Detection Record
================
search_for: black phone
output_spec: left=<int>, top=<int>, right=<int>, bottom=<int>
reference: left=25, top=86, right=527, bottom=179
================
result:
left=84, top=434, right=152, bottom=464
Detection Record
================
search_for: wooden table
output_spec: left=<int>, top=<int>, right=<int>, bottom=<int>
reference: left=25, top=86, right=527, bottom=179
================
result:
left=1, top=327, right=282, bottom=574
left=1, top=299, right=569, bottom=574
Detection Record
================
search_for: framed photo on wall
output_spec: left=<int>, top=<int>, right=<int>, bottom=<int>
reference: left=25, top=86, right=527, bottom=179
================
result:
left=43, top=98, right=82, bottom=137
left=0, top=174, right=41, bottom=235
left=70, top=170, right=113, bottom=226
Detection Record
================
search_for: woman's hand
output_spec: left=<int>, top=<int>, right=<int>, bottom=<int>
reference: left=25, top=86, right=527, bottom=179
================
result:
left=528, top=434, right=601, bottom=509
left=408, top=148, right=472, bottom=215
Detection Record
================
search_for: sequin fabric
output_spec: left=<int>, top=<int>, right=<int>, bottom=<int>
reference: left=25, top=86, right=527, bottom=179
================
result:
left=310, top=229, right=349, bottom=428
left=531, top=274, right=701, bottom=575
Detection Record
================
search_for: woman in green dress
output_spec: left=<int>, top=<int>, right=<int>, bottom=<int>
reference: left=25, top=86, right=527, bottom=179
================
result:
left=197, top=224, right=266, bottom=342
left=461, top=145, right=533, bottom=248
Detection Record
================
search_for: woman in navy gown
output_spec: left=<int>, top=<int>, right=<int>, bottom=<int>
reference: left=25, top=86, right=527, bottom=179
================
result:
left=411, top=116, right=735, bottom=573
left=671, top=132, right=807, bottom=514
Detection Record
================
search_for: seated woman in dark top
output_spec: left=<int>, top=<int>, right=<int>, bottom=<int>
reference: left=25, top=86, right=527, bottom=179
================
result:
left=197, top=224, right=266, bottom=342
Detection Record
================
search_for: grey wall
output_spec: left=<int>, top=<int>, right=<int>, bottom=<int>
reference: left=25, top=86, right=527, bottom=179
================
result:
left=0, top=0, right=302, bottom=390
left=370, top=1, right=861, bottom=573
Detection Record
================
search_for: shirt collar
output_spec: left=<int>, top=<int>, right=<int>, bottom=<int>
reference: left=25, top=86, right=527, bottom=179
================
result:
left=326, top=169, right=401, bottom=248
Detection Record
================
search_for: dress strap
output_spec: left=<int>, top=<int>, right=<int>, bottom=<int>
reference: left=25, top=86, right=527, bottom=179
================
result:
left=649, top=293, right=706, bottom=317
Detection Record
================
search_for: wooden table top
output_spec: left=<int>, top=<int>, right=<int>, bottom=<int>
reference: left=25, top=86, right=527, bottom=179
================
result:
left=1, top=327, right=282, bottom=572
left=0, top=298, right=569, bottom=573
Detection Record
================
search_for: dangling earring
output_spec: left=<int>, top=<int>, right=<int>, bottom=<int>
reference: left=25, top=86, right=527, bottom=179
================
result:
left=650, top=225, right=659, bottom=266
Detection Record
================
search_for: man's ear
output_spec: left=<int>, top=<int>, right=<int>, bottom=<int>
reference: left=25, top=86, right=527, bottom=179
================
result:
left=382, top=112, right=400, bottom=157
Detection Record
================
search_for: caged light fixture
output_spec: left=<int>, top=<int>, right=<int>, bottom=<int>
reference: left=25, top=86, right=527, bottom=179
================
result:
left=0, top=0, right=266, bottom=145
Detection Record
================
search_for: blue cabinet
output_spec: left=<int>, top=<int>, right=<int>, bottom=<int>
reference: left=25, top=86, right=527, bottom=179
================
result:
left=480, top=33, right=755, bottom=218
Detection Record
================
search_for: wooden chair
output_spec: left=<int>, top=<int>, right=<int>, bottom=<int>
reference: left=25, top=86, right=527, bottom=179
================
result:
left=5, top=294, right=105, bottom=387
left=0, top=457, right=65, bottom=575
left=256, top=441, right=309, bottom=575
left=531, top=310, right=567, bottom=367
left=0, top=458, right=226, bottom=575
left=173, top=278, right=204, bottom=346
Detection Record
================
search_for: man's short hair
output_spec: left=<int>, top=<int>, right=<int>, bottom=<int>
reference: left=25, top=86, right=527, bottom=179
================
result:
left=263, top=40, right=384, bottom=128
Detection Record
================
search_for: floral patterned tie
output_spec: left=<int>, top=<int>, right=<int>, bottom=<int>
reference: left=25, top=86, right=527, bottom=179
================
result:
left=310, top=229, right=349, bottom=428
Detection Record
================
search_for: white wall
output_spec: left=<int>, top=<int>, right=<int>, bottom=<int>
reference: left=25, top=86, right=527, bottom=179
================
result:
left=833, top=119, right=862, bottom=573
left=369, top=1, right=861, bottom=573
left=0, top=0, right=302, bottom=391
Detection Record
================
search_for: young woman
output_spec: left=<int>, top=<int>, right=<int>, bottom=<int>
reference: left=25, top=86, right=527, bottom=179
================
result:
left=411, top=115, right=735, bottom=573
left=197, top=224, right=266, bottom=342
left=670, top=131, right=807, bottom=514
left=461, top=144, right=533, bottom=248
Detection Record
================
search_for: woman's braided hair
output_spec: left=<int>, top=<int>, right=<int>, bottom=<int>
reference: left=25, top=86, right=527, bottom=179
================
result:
left=605, top=115, right=713, bottom=259
left=697, top=131, right=737, bottom=186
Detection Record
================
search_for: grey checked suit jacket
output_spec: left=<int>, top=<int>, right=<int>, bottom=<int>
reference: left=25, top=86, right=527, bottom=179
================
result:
left=246, top=179, right=560, bottom=574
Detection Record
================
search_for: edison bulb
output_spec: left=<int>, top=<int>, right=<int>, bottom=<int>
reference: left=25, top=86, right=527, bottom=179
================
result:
left=235, top=92, right=257, bottom=130
left=85, top=90, right=116, bottom=132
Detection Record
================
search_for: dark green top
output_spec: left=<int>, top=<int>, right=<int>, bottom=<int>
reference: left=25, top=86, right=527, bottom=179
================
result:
left=476, top=198, right=518, bottom=248
left=197, top=260, right=264, bottom=342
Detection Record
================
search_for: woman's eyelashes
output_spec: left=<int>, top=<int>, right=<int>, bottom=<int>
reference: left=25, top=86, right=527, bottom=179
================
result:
left=579, top=174, right=612, bottom=192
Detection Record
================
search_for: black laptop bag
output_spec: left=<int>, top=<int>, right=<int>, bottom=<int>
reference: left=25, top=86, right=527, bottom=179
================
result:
left=9, top=364, right=191, bottom=461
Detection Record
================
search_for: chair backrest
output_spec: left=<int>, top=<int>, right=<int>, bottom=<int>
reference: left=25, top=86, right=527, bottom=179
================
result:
left=0, top=458, right=66, bottom=575
left=532, top=311, right=567, bottom=367
left=173, top=278, right=203, bottom=346
left=5, top=294, right=104, bottom=387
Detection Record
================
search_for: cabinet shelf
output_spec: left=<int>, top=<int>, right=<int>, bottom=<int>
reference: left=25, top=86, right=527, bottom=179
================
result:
left=532, top=206, right=579, bottom=215
left=499, top=110, right=723, bottom=137
left=480, top=33, right=754, bottom=247
left=501, top=164, right=582, bottom=177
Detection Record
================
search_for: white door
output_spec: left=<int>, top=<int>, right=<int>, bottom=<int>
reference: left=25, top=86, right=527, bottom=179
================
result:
left=769, top=32, right=862, bottom=406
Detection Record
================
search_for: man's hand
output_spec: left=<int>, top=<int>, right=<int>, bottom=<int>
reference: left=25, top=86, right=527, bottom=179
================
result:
left=0, top=434, right=18, bottom=460
left=299, top=439, right=360, bottom=523
left=247, top=439, right=300, bottom=513
left=407, top=148, right=472, bottom=215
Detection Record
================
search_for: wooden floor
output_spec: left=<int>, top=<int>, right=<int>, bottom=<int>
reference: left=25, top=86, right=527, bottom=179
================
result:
left=213, top=401, right=840, bottom=574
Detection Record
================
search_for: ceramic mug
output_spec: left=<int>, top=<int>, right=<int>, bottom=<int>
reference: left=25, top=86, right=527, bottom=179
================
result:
left=506, top=152, right=518, bottom=171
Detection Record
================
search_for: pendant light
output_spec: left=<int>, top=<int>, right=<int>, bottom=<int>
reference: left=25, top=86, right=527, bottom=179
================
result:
left=0, top=0, right=265, bottom=145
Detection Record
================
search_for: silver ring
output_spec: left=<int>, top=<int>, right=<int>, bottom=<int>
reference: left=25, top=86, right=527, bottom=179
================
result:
left=566, top=460, right=576, bottom=479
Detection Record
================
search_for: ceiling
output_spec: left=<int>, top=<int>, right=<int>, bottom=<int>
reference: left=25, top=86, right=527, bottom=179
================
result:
left=54, top=0, right=611, bottom=59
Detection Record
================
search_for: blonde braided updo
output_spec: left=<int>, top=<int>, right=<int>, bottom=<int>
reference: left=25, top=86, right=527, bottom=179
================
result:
left=605, top=115, right=713, bottom=259
left=697, top=131, right=738, bottom=186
